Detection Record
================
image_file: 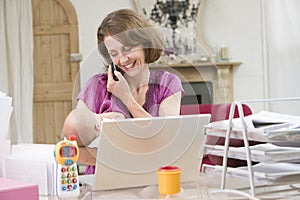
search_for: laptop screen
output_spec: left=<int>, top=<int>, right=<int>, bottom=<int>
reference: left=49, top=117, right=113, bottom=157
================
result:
left=83, top=114, right=210, bottom=191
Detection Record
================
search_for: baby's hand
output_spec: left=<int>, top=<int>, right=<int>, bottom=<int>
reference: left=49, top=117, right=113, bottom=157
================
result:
left=95, top=112, right=125, bottom=121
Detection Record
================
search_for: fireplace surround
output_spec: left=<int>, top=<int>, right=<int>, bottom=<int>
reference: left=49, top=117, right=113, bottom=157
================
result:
left=150, top=61, right=241, bottom=104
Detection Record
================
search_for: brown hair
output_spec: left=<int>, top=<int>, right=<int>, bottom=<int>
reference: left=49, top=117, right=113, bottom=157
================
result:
left=97, top=9, right=163, bottom=65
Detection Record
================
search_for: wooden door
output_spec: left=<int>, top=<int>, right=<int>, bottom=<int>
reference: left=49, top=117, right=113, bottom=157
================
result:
left=32, top=0, right=80, bottom=144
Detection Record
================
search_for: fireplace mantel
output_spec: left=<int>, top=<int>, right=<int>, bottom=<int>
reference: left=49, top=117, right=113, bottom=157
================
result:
left=150, top=61, right=241, bottom=104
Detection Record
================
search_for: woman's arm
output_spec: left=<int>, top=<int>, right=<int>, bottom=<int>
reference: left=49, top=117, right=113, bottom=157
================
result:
left=158, top=91, right=182, bottom=116
left=111, top=89, right=182, bottom=118
left=117, top=91, right=182, bottom=118
left=77, top=147, right=97, bottom=166
left=125, top=96, right=153, bottom=118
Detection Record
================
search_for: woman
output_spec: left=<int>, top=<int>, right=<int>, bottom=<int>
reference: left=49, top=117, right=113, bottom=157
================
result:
left=62, top=9, right=184, bottom=174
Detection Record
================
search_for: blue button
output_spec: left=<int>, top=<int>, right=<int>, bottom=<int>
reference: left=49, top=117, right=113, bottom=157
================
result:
left=64, top=160, right=74, bottom=166
left=61, top=185, right=67, bottom=191
left=73, top=185, right=78, bottom=190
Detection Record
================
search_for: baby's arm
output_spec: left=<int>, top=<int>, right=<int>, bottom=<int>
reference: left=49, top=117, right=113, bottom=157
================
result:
left=95, top=112, right=125, bottom=121
left=62, top=110, right=94, bottom=147
left=62, top=110, right=125, bottom=147
left=62, top=110, right=124, bottom=166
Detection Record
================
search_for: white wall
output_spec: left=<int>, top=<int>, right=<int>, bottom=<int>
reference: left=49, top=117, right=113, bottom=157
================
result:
left=203, top=0, right=265, bottom=112
left=70, top=0, right=135, bottom=86
left=70, top=0, right=266, bottom=112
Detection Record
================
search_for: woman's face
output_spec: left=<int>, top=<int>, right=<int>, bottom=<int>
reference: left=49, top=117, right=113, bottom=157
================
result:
left=104, top=36, right=146, bottom=77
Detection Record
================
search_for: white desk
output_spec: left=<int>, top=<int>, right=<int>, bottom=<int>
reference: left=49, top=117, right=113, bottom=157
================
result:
left=39, top=173, right=300, bottom=200
left=39, top=179, right=211, bottom=200
left=199, top=173, right=300, bottom=200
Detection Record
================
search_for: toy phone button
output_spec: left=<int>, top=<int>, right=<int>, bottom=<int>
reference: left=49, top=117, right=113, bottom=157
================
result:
left=67, top=185, right=73, bottom=190
left=61, top=185, right=67, bottom=191
left=64, top=160, right=74, bottom=165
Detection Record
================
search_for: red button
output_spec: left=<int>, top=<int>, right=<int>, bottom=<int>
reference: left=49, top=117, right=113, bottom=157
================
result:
left=69, top=135, right=77, bottom=141
left=67, top=185, right=73, bottom=190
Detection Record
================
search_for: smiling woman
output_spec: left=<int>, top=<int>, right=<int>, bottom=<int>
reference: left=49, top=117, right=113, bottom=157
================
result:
left=97, top=10, right=164, bottom=65
left=62, top=8, right=185, bottom=174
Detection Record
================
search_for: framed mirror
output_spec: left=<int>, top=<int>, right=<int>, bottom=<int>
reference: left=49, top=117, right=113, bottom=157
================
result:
left=134, top=0, right=213, bottom=63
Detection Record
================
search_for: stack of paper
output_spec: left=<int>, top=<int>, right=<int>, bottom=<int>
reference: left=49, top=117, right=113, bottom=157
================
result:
left=203, top=162, right=300, bottom=184
left=0, top=91, right=13, bottom=177
left=4, top=144, right=57, bottom=195
left=205, top=111, right=300, bottom=143
left=204, top=143, right=300, bottom=163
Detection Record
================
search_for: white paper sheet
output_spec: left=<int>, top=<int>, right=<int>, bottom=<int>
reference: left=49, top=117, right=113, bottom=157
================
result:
left=238, top=163, right=300, bottom=179
left=204, top=143, right=300, bottom=163
left=0, top=91, right=13, bottom=177
left=203, top=162, right=300, bottom=182
left=4, top=144, right=56, bottom=195
left=0, top=91, right=13, bottom=139
left=4, top=159, right=48, bottom=195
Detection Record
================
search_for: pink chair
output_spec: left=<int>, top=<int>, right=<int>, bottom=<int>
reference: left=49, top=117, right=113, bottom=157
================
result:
left=180, top=103, right=252, bottom=122
left=180, top=104, right=253, bottom=167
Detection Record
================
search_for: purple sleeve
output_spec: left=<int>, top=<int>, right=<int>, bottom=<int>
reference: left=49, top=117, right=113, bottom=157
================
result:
left=144, top=71, right=184, bottom=116
left=159, top=71, right=184, bottom=100
left=76, top=74, right=106, bottom=113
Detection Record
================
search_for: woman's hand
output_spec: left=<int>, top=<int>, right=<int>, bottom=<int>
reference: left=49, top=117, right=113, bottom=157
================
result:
left=107, top=65, right=132, bottom=104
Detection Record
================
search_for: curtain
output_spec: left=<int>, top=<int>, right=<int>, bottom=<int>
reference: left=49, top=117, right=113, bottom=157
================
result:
left=265, top=0, right=300, bottom=114
left=0, top=0, right=34, bottom=143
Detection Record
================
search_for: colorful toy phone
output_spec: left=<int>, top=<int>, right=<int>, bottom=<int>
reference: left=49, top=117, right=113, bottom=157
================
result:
left=55, top=135, right=80, bottom=198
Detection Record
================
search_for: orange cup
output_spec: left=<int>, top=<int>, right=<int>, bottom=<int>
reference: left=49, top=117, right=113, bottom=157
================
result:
left=157, top=166, right=181, bottom=195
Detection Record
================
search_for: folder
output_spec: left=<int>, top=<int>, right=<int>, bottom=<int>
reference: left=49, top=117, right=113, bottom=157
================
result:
left=0, top=177, right=39, bottom=200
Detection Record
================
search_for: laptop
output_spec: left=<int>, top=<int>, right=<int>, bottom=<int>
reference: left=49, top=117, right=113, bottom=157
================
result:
left=79, top=114, right=211, bottom=191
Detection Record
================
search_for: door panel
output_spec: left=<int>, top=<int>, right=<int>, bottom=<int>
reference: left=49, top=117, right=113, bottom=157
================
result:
left=32, top=0, right=79, bottom=144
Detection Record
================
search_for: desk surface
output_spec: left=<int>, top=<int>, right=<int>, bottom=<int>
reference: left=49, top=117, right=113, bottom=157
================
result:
left=39, top=173, right=300, bottom=200
left=40, top=180, right=210, bottom=200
